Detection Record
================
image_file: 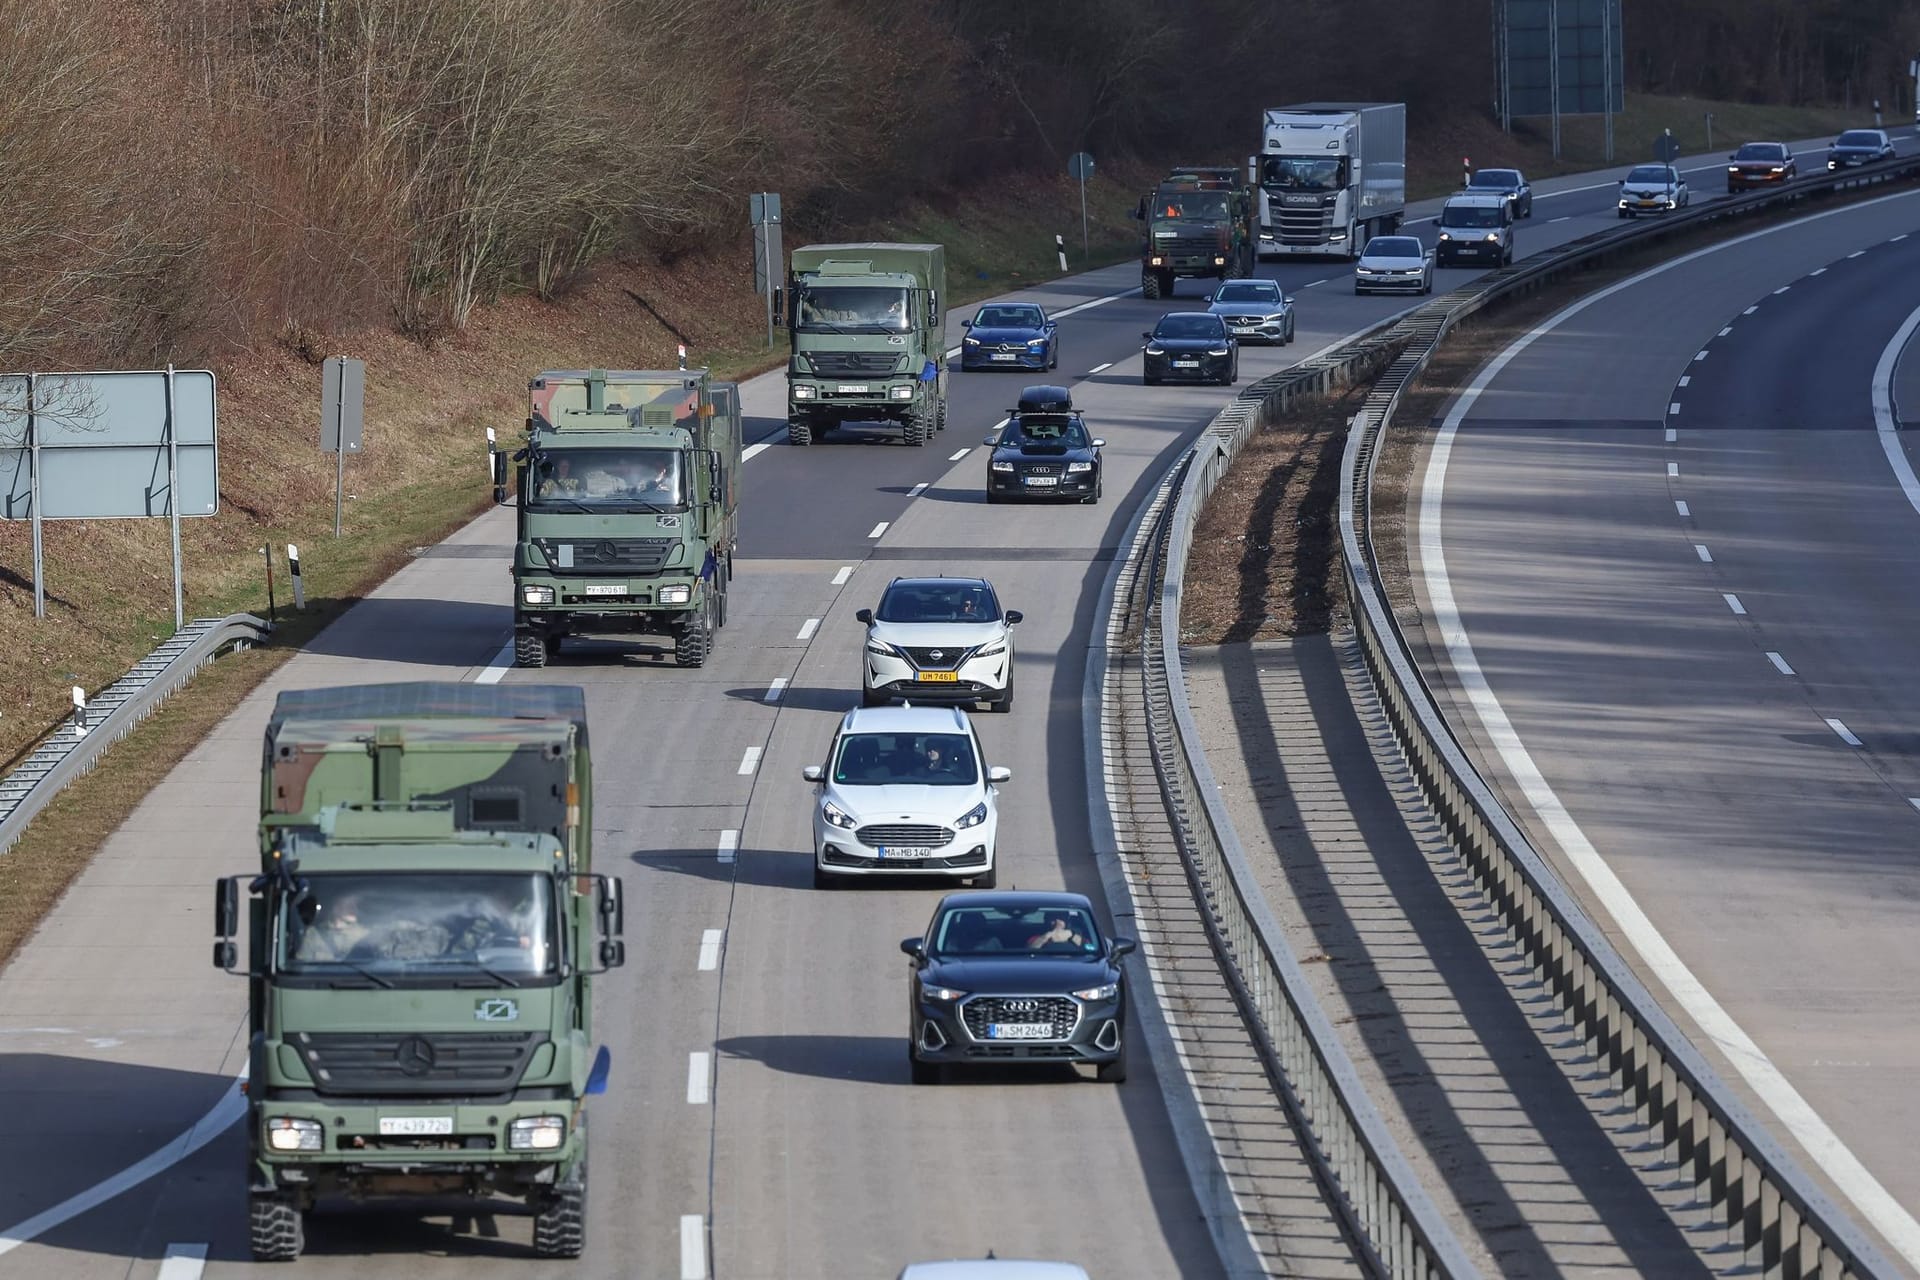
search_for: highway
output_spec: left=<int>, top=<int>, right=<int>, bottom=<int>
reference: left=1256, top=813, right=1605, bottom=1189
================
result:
left=0, top=131, right=1909, bottom=1279
left=1411, top=186, right=1920, bottom=1273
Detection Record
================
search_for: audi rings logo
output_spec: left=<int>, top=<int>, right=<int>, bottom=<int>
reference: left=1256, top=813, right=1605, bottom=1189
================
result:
left=394, top=1036, right=437, bottom=1076
left=1002, top=999, right=1040, bottom=1014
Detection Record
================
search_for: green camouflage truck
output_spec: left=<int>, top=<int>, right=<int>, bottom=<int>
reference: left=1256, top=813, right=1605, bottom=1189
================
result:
left=213, top=682, right=625, bottom=1261
left=1131, top=166, right=1256, bottom=299
left=495, top=367, right=742, bottom=668
left=782, top=242, right=948, bottom=446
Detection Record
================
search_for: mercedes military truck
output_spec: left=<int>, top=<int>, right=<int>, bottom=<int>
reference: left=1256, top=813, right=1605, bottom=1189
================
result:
left=781, top=242, right=948, bottom=446
left=213, top=682, right=625, bottom=1261
left=1131, top=166, right=1256, bottom=299
left=1252, top=103, right=1407, bottom=260
left=493, top=367, right=742, bottom=668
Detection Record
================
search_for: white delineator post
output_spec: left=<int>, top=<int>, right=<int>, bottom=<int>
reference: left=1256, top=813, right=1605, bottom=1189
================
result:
left=287, top=544, right=305, bottom=612
left=70, top=686, right=87, bottom=739
left=1056, top=234, right=1068, bottom=272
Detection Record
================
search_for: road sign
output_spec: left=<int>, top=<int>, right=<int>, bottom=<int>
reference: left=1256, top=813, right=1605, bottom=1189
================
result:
left=1067, top=152, right=1095, bottom=180
left=321, top=356, right=365, bottom=454
left=1654, top=130, right=1681, bottom=162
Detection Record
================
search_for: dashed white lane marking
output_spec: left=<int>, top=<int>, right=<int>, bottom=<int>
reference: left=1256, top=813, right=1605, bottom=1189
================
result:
left=1666, top=428, right=1678, bottom=443
left=736, top=748, right=761, bottom=776
left=1676, top=500, right=1691, bottom=516
left=718, top=829, right=739, bottom=860
left=1827, top=718, right=1864, bottom=747
left=1694, top=544, right=1713, bottom=562
left=831, top=566, right=853, bottom=585
left=1549, top=215, right=1572, bottom=223
left=1089, top=361, right=1114, bottom=374
left=1723, top=592, right=1747, bottom=615
left=1669, top=402, right=1682, bottom=415
left=949, top=448, right=971, bottom=461
left=1679, top=374, right=1691, bottom=386
left=475, top=642, right=515, bottom=685
left=764, top=677, right=788, bottom=704
left=743, top=441, right=770, bottom=462
left=1693, top=350, right=1709, bottom=361
left=681, top=1214, right=707, bottom=1279
left=1773, top=284, right=1792, bottom=295
left=1848, top=250, right=1866, bottom=258
left=867, top=521, right=888, bottom=539
left=1719, top=326, right=1733, bottom=336
left=1743, top=304, right=1759, bottom=315
left=1909, top=798, right=1920, bottom=814
left=1667, top=462, right=1680, bottom=477
left=796, top=617, right=819, bottom=641
left=698, top=928, right=723, bottom=970
left=157, top=1244, right=208, bottom=1280
left=1869, top=299, right=1920, bottom=518
left=687, top=1052, right=711, bottom=1105
left=1810, top=267, right=1827, bottom=277
left=907, top=482, right=927, bottom=497
left=1894, top=233, right=1909, bottom=242
left=1767, top=652, right=1796, bottom=676
left=1301, top=279, right=1325, bottom=288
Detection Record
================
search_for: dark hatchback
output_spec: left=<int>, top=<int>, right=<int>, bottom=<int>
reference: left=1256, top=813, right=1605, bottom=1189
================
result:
left=902, top=891, right=1133, bottom=1084
left=1142, top=312, right=1237, bottom=386
left=959, top=302, right=1059, bottom=372
left=985, top=386, right=1104, bottom=504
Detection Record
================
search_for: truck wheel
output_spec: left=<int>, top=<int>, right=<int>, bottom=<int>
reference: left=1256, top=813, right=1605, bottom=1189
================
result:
left=249, top=1195, right=305, bottom=1262
left=532, top=1156, right=586, bottom=1259
left=1140, top=270, right=1162, bottom=300
left=903, top=403, right=930, bottom=447
left=936, top=397, right=948, bottom=433
left=514, top=628, right=546, bottom=669
left=675, top=604, right=712, bottom=668
left=787, top=416, right=813, bottom=446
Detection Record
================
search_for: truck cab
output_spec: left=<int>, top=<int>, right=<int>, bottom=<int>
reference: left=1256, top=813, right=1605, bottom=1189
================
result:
left=1132, top=167, right=1254, bottom=300
left=1254, top=103, right=1407, bottom=260
left=784, top=243, right=948, bottom=447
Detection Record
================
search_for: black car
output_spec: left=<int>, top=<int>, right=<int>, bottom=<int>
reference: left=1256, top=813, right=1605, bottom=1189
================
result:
left=901, top=891, right=1134, bottom=1084
left=1142, top=312, right=1237, bottom=386
left=1466, top=167, right=1534, bottom=218
left=985, top=386, right=1104, bottom=504
left=1828, top=129, right=1895, bottom=170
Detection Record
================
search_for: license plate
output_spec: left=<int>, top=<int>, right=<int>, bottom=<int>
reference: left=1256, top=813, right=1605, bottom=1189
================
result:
left=835, top=384, right=866, bottom=393
left=877, top=846, right=935, bottom=859
left=987, top=1023, right=1053, bottom=1040
left=990, top=353, right=1018, bottom=362
left=583, top=584, right=625, bottom=597
left=1173, top=360, right=1199, bottom=368
left=916, top=671, right=959, bottom=682
left=1638, top=199, right=1658, bottom=206
left=1023, top=475, right=1058, bottom=487
left=379, top=1116, right=453, bottom=1136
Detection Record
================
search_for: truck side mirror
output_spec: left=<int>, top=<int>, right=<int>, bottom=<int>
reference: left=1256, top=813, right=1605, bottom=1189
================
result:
left=598, top=939, right=626, bottom=969
left=212, top=877, right=240, bottom=972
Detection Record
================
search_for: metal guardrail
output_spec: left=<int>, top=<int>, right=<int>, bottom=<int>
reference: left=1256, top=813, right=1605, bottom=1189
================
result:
left=1134, top=156, right=1920, bottom=1278
left=0, top=613, right=270, bottom=857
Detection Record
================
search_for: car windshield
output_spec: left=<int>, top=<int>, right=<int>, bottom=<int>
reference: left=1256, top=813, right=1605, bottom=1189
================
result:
left=1004, top=414, right=1091, bottom=448
left=1213, top=281, right=1279, bottom=303
left=1734, top=144, right=1787, bottom=160
left=280, top=873, right=557, bottom=982
left=975, top=306, right=1043, bottom=328
left=876, top=581, right=1000, bottom=623
left=1469, top=170, right=1520, bottom=189
left=1625, top=166, right=1675, bottom=184
left=1154, top=315, right=1225, bottom=340
left=797, top=286, right=911, bottom=332
left=832, top=732, right=979, bottom=786
left=932, top=903, right=1102, bottom=956
left=529, top=447, right=683, bottom=510
left=1364, top=237, right=1424, bottom=259
left=1153, top=192, right=1229, bottom=219
left=1261, top=155, right=1346, bottom=192
left=1441, top=204, right=1504, bottom=228
left=1838, top=131, right=1883, bottom=147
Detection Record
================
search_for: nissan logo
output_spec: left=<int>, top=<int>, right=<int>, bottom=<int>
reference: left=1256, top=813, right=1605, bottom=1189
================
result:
left=1003, top=999, right=1040, bottom=1013
left=394, top=1036, right=437, bottom=1076
left=928, top=650, right=944, bottom=661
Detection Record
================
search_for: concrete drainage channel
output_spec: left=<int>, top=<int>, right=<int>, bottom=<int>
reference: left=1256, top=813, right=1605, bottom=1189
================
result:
left=1092, top=161, right=1920, bottom=1277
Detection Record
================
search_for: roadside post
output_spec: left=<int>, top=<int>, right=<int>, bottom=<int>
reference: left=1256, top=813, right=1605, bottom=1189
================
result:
left=750, top=193, right=783, bottom=350
left=1655, top=129, right=1680, bottom=164
left=288, top=543, right=305, bottom=612
left=1704, top=112, right=1715, bottom=151
left=320, top=356, right=365, bottom=538
left=1068, top=152, right=1095, bottom=261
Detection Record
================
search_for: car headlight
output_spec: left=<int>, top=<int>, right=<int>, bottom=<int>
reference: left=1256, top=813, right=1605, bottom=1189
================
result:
left=974, top=639, right=1007, bottom=657
left=1066, top=461, right=1093, bottom=474
left=1027, top=339, right=1046, bottom=349
left=1356, top=266, right=1375, bottom=274
left=1483, top=233, right=1499, bottom=242
left=1437, top=231, right=1452, bottom=240
left=989, top=460, right=1014, bottom=473
left=1144, top=344, right=1164, bottom=355
left=508, top=1115, right=566, bottom=1151
left=1727, top=166, right=1740, bottom=173
left=962, top=337, right=980, bottom=347
left=922, top=984, right=967, bottom=1001
left=1072, top=982, right=1119, bottom=1001
left=821, top=799, right=858, bottom=829
left=1266, top=313, right=1287, bottom=322
left=866, top=637, right=901, bottom=657
left=793, top=384, right=816, bottom=400
left=521, top=584, right=555, bottom=606
left=955, top=801, right=989, bottom=830
left=658, top=584, right=692, bottom=605
left=266, top=1117, right=323, bottom=1152
left=1207, top=347, right=1230, bottom=356
left=1213, top=256, right=1226, bottom=266
left=1770, top=165, right=1786, bottom=173
left=889, top=384, right=913, bottom=401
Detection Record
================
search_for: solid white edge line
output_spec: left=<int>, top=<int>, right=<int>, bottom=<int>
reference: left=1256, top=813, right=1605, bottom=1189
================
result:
left=742, top=441, right=770, bottom=462
left=830, top=566, right=853, bottom=585
left=867, top=521, right=888, bottom=539
left=907, top=482, right=927, bottom=497
left=1723, top=592, right=1747, bottom=615
left=156, top=1244, right=209, bottom=1280
left=735, top=748, right=760, bottom=776
left=1418, top=181, right=1920, bottom=1269
left=687, top=1051, right=711, bottom=1105
left=1767, top=652, right=1796, bottom=676
left=698, top=928, right=723, bottom=970
left=680, top=1214, right=707, bottom=1280
left=718, top=829, right=740, bottom=861
left=1676, top=500, right=1691, bottom=516
left=1826, top=718, right=1864, bottom=747
left=1867, top=298, right=1920, bottom=519
left=1694, top=544, right=1713, bottom=562
left=474, top=641, right=515, bottom=685
left=796, top=617, right=819, bottom=641
left=763, top=677, right=788, bottom=704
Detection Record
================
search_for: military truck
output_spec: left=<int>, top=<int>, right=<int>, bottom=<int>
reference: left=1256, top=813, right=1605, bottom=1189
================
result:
left=781, top=242, right=948, bottom=446
left=1131, top=167, right=1256, bottom=299
left=493, top=367, right=742, bottom=668
left=212, top=682, right=625, bottom=1261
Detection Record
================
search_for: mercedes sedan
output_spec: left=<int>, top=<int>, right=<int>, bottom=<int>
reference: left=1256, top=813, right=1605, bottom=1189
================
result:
left=901, top=891, right=1133, bottom=1084
left=959, top=303, right=1058, bottom=372
left=1353, top=236, right=1433, bottom=295
left=1727, top=141, right=1797, bottom=191
left=1205, top=278, right=1294, bottom=345
left=986, top=385, right=1104, bottom=504
left=857, top=576, right=1021, bottom=710
left=1142, top=312, right=1237, bottom=386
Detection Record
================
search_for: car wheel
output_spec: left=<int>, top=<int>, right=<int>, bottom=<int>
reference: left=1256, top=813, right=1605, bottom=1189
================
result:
left=995, top=669, right=1014, bottom=712
left=812, top=864, right=839, bottom=891
left=1354, top=284, right=1364, bottom=296
left=970, top=863, right=997, bottom=889
left=909, top=1046, right=942, bottom=1086
left=1143, top=374, right=1160, bottom=386
left=1048, top=346, right=1058, bottom=371
left=1095, top=1038, right=1128, bottom=1084
left=986, top=488, right=1003, bottom=504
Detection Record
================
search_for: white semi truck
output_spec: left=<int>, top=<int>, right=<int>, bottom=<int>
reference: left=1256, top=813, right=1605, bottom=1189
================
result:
left=1251, top=102, right=1407, bottom=261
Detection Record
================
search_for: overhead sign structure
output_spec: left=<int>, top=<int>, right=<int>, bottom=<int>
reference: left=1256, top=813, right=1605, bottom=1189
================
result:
left=0, top=368, right=220, bottom=624
left=321, top=356, right=366, bottom=537
left=1494, top=0, right=1624, bottom=158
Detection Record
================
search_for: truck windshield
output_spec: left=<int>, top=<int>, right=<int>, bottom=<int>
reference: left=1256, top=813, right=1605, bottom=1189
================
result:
left=797, top=286, right=911, bottom=332
left=529, top=447, right=683, bottom=510
left=279, top=872, right=558, bottom=984
left=1261, top=156, right=1347, bottom=192
left=1153, top=192, right=1230, bottom=219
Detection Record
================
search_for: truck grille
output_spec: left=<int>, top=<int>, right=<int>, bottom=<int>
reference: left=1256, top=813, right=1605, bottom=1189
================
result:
left=808, top=352, right=899, bottom=376
left=900, top=645, right=971, bottom=670
left=1276, top=207, right=1333, bottom=245
left=1160, top=233, right=1219, bottom=257
left=961, top=996, right=1078, bottom=1041
left=291, top=1031, right=544, bottom=1096
left=534, top=537, right=672, bottom=574
left=854, top=823, right=953, bottom=847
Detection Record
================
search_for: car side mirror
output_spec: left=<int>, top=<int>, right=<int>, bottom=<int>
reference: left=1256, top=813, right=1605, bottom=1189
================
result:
left=1110, top=937, right=1137, bottom=960
left=1141, top=331, right=1153, bottom=341
left=855, top=607, right=873, bottom=624
left=962, top=320, right=972, bottom=329
left=1005, top=610, right=1023, bottom=625
left=1090, top=439, right=1106, bottom=449
left=802, top=765, right=823, bottom=782
left=900, top=937, right=923, bottom=957
left=987, top=765, right=1012, bottom=784
left=1202, top=292, right=1214, bottom=303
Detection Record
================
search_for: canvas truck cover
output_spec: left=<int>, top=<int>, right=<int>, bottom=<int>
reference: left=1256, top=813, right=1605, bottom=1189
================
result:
left=528, top=369, right=709, bottom=436
left=790, top=243, right=945, bottom=284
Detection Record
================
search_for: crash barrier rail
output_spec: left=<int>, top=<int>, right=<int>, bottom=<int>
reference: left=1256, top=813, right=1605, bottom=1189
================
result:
left=0, top=614, right=270, bottom=858
left=1137, top=155, right=1920, bottom=1277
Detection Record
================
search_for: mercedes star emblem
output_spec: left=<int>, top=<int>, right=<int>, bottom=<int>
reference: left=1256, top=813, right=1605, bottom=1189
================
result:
left=394, top=1036, right=437, bottom=1076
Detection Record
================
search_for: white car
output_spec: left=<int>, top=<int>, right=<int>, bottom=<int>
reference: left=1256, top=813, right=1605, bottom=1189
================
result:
left=802, top=704, right=1008, bottom=890
left=1618, top=164, right=1690, bottom=217
left=858, top=576, right=1021, bottom=712
left=1353, top=235, right=1433, bottom=295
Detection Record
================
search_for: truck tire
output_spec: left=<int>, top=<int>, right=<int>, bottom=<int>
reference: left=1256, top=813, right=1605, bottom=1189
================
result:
left=903, top=403, right=930, bottom=447
left=249, top=1195, right=304, bottom=1262
left=787, top=416, right=812, bottom=446
left=533, top=1154, right=587, bottom=1259
left=514, top=628, right=546, bottom=669
left=936, top=397, right=948, bottom=432
left=1140, top=269, right=1162, bottom=300
left=676, top=604, right=712, bottom=668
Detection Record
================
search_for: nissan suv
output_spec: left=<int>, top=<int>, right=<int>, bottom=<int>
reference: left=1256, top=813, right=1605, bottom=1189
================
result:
left=858, top=576, right=1021, bottom=711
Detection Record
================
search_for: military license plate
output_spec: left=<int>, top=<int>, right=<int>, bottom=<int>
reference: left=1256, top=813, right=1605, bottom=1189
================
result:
left=877, top=846, right=935, bottom=859
left=1023, top=475, right=1058, bottom=486
left=835, top=384, right=867, bottom=393
left=583, top=584, right=625, bottom=597
left=987, top=1023, right=1052, bottom=1040
left=916, top=671, right=959, bottom=682
left=379, top=1116, right=453, bottom=1136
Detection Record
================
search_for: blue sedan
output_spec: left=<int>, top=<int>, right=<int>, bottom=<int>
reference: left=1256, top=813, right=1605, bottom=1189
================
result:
left=960, top=303, right=1058, bottom=372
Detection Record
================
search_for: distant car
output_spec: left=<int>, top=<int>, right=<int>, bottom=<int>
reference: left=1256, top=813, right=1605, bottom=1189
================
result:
left=1205, top=278, right=1295, bottom=345
left=985, top=386, right=1104, bottom=505
left=857, top=576, right=1021, bottom=711
left=1142, top=312, right=1237, bottom=386
left=1467, top=167, right=1533, bottom=218
left=1434, top=192, right=1514, bottom=267
left=1828, top=129, right=1895, bottom=170
left=960, top=303, right=1058, bottom=372
left=803, top=704, right=1008, bottom=890
left=1727, top=141, right=1798, bottom=191
left=1353, top=235, right=1433, bottom=295
left=898, top=1263, right=1093, bottom=1280
left=1617, top=165, right=1690, bottom=217
left=901, top=890, right=1133, bottom=1085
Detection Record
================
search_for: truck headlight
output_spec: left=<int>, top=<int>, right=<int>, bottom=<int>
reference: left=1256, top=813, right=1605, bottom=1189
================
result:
left=521, top=584, right=555, bottom=606
left=508, top=1115, right=566, bottom=1151
left=1213, top=256, right=1226, bottom=266
left=822, top=799, right=858, bottom=830
left=793, top=384, right=816, bottom=400
left=1149, top=255, right=1164, bottom=266
left=658, top=584, right=692, bottom=605
left=890, top=384, right=914, bottom=401
left=955, top=801, right=989, bottom=830
left=266, top=1117, right=323, bottom=1152
left=1066, top=461, right=1093, bottom=474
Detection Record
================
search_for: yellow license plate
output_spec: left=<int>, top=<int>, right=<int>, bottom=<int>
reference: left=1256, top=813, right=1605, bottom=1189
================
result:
left=915, top=671, right=959, bottom=683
